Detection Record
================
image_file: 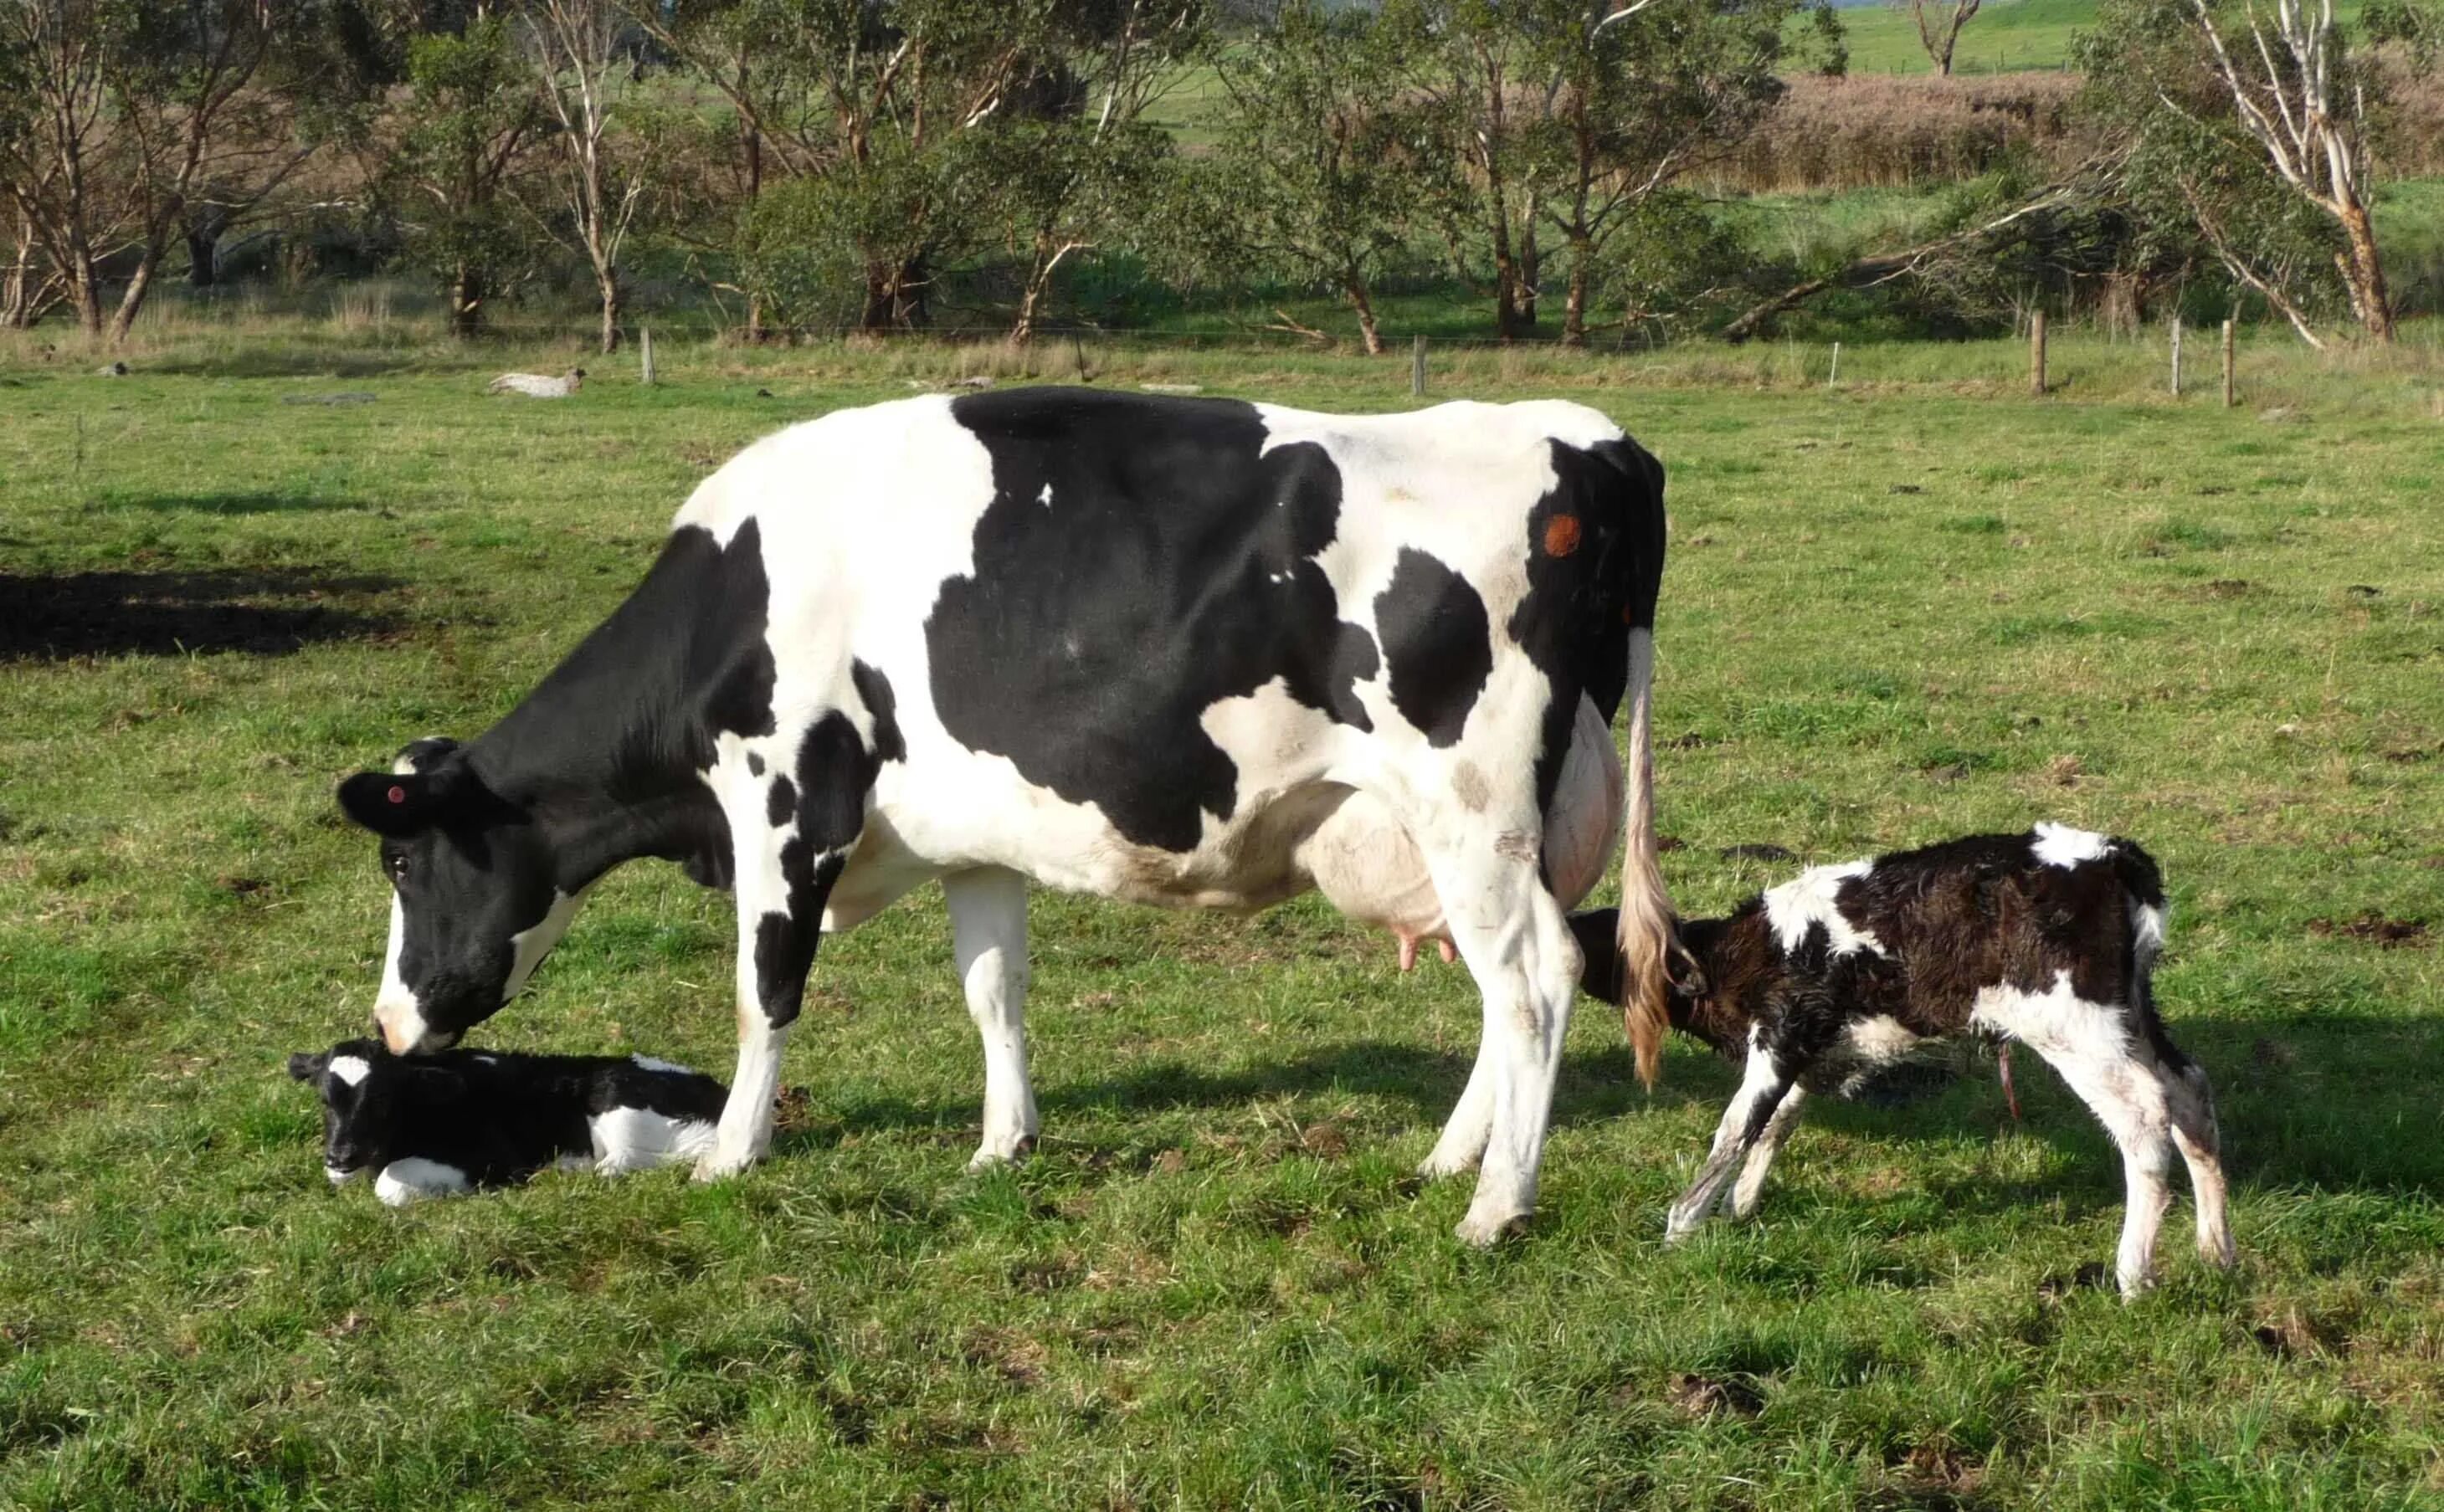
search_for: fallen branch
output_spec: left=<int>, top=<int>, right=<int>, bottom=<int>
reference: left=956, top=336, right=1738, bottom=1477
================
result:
left=1718, top=180, right=2083, bottom=344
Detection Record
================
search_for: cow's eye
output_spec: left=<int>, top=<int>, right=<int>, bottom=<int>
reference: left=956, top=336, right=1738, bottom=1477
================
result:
left=386, top=853, right=410, bottom=883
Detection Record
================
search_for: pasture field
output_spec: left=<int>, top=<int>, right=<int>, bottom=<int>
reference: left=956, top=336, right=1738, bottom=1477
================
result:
left=2, top=332, right=2442, bottom=1509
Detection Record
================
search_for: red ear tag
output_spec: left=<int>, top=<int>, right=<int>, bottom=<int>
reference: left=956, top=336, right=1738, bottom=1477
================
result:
left=388, top=785, right=408, bottom=804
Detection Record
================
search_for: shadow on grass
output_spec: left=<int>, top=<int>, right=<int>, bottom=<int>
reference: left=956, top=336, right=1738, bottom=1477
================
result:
left=147, top=349, right=440, bottom=380
left=102, top=490, right=374, bottom=516
left=1, top=565, right=404, bottom=659
left=796, top=1012, right=2444, bottom=1197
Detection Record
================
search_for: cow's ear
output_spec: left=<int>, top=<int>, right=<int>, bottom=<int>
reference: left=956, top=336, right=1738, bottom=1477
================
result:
left=287, top=1051, right=326, bottom=1082
left=336, top=758, right=487, bottom=836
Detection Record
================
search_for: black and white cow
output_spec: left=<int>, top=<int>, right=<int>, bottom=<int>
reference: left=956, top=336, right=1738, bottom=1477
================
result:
left=334, top=388, right=1672, bottom=1244
left=1573, top=823, right=2235, bottom=1294
left=287, top=1039, right=729, bottom=1203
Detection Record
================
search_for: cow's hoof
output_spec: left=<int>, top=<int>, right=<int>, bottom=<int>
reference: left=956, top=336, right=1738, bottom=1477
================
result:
left=692, top=1150, right=757, bottom=1182
left=1416, top=1149, right=1482, bottom=1181
left=1454, top=1210, right=1529, bottom=1248
left=965, top=1134, right=1037, bottom=1174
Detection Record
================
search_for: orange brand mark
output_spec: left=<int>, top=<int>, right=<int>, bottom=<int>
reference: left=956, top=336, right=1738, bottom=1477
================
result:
left=1543, top=514, right=1582, bottom=557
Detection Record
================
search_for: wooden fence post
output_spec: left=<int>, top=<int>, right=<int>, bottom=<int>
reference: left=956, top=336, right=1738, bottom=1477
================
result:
left=2169, top=315, right=2182, bottom=397
left=639, top=326, right=655, bottom=386
left=1411, top=334, right=1427, bottom=397
left=2030, top=310, right=2046, bottom=397
left=2222, top=320, right=2236, bottom=409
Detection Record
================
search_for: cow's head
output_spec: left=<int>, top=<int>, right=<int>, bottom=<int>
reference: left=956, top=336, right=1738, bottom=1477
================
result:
left=288, top=1038, right=406, bottom=1181
left=337, top=739, right=574, bottom=1053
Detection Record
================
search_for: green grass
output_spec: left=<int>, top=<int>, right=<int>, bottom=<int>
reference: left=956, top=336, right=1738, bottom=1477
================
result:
left=3, top=332, right=2444, bottom=1509
left=1810, top=0, right=2103, bottom=75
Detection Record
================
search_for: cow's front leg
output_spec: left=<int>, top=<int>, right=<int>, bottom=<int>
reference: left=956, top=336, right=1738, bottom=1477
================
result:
left=946, top=866, right=1037, bottom=1170
left=701, top=730, right=865, bottom=1180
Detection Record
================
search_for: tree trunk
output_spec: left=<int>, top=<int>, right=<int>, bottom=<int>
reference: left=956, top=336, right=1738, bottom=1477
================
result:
left=64, top=248, right=103, bottom=337
left=860, top=266, right=893, bottom=331
left=1518, top=199, right=1540, bottom=329
left=450, top=263, right=485, bottom=337
left=1343, top=275, right=1384, bottom=356
left=2334, top=197, right=2393, bottom=343
left=185, top=226, right=219, bottom=286
left=105, top=243, right=165, bottom=345
left=2, top=233, right=35, bottom=329
left=1562, top=237, right=1591, bottom=348
left=598, top=269, right=621, bottom=354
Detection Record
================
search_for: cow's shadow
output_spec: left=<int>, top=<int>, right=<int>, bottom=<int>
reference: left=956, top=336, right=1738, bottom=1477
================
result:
left=0, top=566, right=403, bottom=659
left=792, top=1011, right=2444, bottom=1198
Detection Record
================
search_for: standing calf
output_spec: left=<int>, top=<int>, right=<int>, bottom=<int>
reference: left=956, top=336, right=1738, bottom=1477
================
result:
left=288, top=1040, right=727, bottom=1205
left=1576, top=824, right=2235, bottom=1295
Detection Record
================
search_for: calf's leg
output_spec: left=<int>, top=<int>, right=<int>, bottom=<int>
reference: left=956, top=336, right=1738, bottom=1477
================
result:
left=1668, top=1037, right=1795, bottom=1239
left=946, top=866, right=1039, bottom=1170
left=1728, top=1084, right=1808, bottom=1220
left=1974, top=978, right=2178, bottom=1296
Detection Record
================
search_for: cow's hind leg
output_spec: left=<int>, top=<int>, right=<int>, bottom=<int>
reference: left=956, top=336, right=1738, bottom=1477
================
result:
left=701, top=715, right=874, bottom=1180
left=1414, top=820, right=1582, bottom=1245
left=947, top=866, right=1038, bottom=1170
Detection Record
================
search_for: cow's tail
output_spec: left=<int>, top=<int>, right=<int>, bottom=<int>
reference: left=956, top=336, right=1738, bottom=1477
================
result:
left=1602, top=435, right=1673, bottom=1089
left=1617, top=623, right=1672, bottom=1087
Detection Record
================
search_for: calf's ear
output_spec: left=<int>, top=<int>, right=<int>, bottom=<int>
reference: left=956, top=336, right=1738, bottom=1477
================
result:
left=287, top=1051, right=326, bottom=1082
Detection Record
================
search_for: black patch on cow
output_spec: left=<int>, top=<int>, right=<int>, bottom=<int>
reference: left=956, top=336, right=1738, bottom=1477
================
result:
left=748, top=710, right=886, bottom=1026
left=745, top=751, right=765, bottom=777
left=754, top=853, right=846, bottom=1027
left=1373, top=548, right=1492, bottom=748
left=851, top=661, right=906, bottom=764
left=926, top=389, right=1380, bottom=853
left=1506, top=438, right=1669, bottom=814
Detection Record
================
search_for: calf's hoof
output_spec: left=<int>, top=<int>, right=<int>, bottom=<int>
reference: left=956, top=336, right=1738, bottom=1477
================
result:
left=1416, top=1147, right=1483, bottom=1181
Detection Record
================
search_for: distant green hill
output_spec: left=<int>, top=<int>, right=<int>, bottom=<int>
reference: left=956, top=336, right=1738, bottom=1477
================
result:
left=1826, top=0, right=2098, bottom=76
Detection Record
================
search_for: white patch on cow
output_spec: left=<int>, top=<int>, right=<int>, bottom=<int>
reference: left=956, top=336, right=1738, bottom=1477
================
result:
left=557, top=1151, right=595, bottom=1173
left=629, top=1053, right=692, bottom=1075
left=1037, top=483, right=1053, bottom=508
left=503, top=886, right=589, bottom=1003
left=326, top=1165, right=359, bottom=1185
left=2133, top=900, right=2166, bottom=951
left=375, top=1157, right=470, bottom=1206
left=1762, top=860, right=1883, bottom=957
left=327, top=1054, right=372, bottom=1088
left=592, top=1107, right=719, bottom=1173
left=473, top=1053, right=498, bottom=1064
left=1841, top=1014, right=1922, bottom=1066
left=373, top=893, right=434, bottom=1054
left=2032, top=822, right=2110, bottom=869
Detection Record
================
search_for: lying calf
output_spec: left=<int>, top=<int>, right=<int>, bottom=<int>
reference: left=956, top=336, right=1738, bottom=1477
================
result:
left=1575, top=824, right=2234, bottom=1295
left=287, top=1038, right=728, bottom=1205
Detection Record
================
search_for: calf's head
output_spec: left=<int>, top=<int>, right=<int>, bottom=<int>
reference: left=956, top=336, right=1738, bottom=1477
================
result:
left=288, top=1038, right=407, bottom=1181
left=337, top=739, right=571, bottom=1053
